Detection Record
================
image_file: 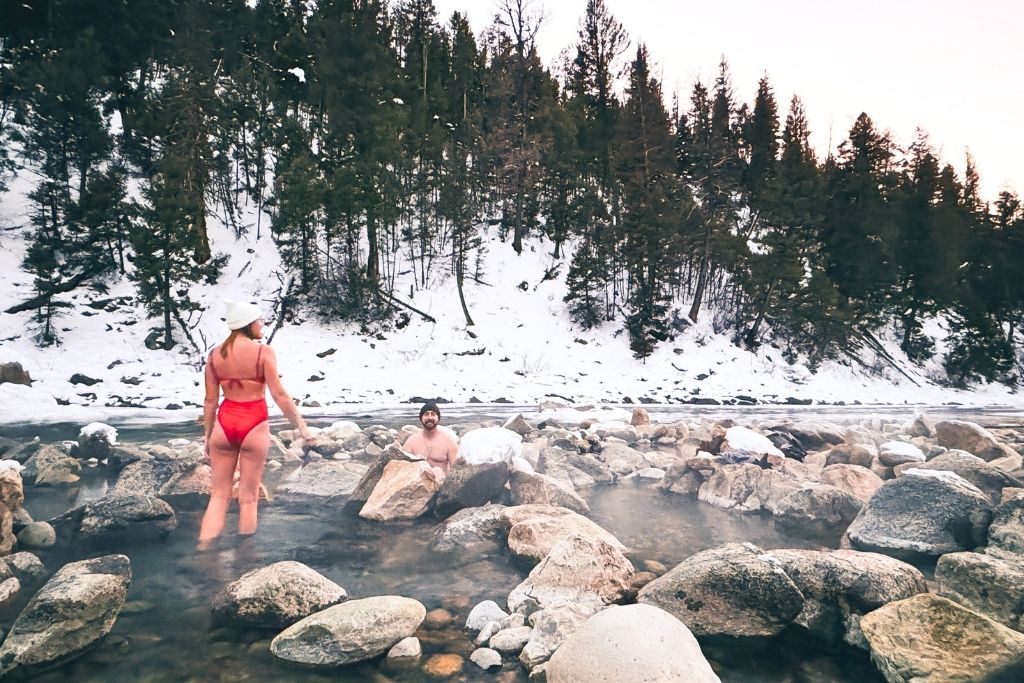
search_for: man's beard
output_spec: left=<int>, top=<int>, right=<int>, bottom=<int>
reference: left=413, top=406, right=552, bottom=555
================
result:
left=421, top=420, right=437, bottom=430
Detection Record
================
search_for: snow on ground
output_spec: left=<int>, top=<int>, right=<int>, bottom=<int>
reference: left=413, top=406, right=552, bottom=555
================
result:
left=1, top=168, right=1023, bottom=427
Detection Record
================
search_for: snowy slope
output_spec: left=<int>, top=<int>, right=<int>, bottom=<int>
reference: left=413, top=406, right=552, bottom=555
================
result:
left=1, top=169, right=1022, bottom=426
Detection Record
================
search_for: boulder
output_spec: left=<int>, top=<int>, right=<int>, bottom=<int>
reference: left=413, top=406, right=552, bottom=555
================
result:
left=212, top=561, right=347, bottom=629
left=770, top=549, right=927, bottom=647
left=907, top=413, right=936, bottom=438
left=860, top=593, right=1024, bottom=683
left=507, top=535, right=634, bottom=612
left=936, top=551, right=1024, bottom=633
left=489, top=625, right=533, bottom=653
left=784, top=421, right=848, bottom=451
left=936, top=420, right=1018, bottom=462
left=846, top=470, right=993, bottom=560
left=630, top=408, right=651, bottom=426
left=360, top=460, right=440, bottom=521
left=825, top=444, right=875, bottom=469
left=77, top=423, right=117, bottom=460
left=16, top=521, right=56, bottom=549
left=0, top=555, right=131, bottom=678
left=720, top=426, right=784, bottom=461
left=278, top=460, right=369, bottom=502
left=52, top=494, right=177, bottom=544
left=27, top=444, right=81, bottom=485
left=0, top=468, right=25, bottom=511
left=270, top=596, right=425, bottom=666
left=0, top=573, right=20, bottom=609
left=457, top=427, right=523, bottom=465
left=877, top=441, right=925, bottom=467
left=509, top=470, right=589, bottom=514
left=0, top=362, right=32, bottom=386
left=430, top=504, right=507, bottom=554
left=540, top=448, right=612, bottom=487
left=519, top=601, right=598, bottom=669
left=432, top=458, right=510, bottom=518
left=501, top=505, right=626, bottom=563
left=546, top=604, right=720, bottom=683
left=893, top=450, right=1021, bottom=504
left=638, top=543, right=804, bottom=638
left=342, top=445, right=419, bottom=513
left=774, top=484, right=863, bottom=539
left=4, top=552, right=46, bottom=584
left=112, top=455, right=210, bottom=503
left=987, top=495, right=1024, bottom=559
left=698, top=464, right=802, bottom=514
left=0, top=503, right=13, bottom=554
left=821, top=464, right=883, bottom=503
left=504, top=414, right=535, bottom=436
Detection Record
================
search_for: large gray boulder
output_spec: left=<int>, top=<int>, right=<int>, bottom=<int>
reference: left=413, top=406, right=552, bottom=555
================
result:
left=545, top=604, right=720, bottom=683
left=783, top=421, right=848, bottom=451
left=774, top=484, right=863, bottom=539
left=894, top=450, right=1021, bottom=504
left=507, top=535, right=634, bottom=612
left=211, top=561, right=347, bottom=629
left=501, top=505, right=626, bottom=563
left=936, top=420, right=1019, bottom=462
left=698, top=464, right=802, bottom=514
left=111, top=448, right=210, bottom=501
left=430, top=503, right=507, bottom=554
left=825, top=444, right=875, bottom=469
left=509, top=470, right=589, bottom=514
left=359, top=460, right=440, bottom=521
left=860, top=593, right=1024, bottom=683
left=0, top=469, right=25, bottom=511
left=51, top=494, right=176, bottom=544
left=638, top=543, right=804, bottom=638
left=25, top=444, right=81, bottom=485
left=270, top=595, right=425, bottom=666
left=846, top=470, right=993, bottom=560
left=433, top=458, right=511, bottom=518
left=770, top=549, right=927, bottom=647
left=0, top=555, right=131, bottom=678
left=877, top=441, right=925, bottom=468
left=936, top=552, right=1024, bottom=633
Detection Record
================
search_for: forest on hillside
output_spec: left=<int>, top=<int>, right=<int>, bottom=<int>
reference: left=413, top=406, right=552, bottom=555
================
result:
left=1, top=0, right=1022, bottom=386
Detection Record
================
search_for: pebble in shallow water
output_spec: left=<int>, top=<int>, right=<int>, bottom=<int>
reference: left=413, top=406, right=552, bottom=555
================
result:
left=423, top=653, right=464, bottom=677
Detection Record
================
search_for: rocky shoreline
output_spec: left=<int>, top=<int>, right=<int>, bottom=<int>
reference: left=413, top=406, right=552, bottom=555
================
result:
left=0, top=409, right=1022, bottom=681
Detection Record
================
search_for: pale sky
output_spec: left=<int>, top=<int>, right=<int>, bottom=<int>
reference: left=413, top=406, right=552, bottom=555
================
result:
left=432, top=0, right=1022, bottom=202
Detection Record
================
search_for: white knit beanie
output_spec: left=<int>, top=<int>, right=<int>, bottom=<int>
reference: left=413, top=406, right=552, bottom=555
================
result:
left=223, top=300, right=262, bottom=330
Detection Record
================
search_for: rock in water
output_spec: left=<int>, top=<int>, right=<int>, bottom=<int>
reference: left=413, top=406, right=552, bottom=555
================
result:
left=846, top=470, right=992, bottom=560
left=433, top=457, right=510, bottom=518
left=77, top=422, right=118, bottom=460
left=52, top=494, right=176, bottom=544
left=509, top=470, right=589, bottom=514
left=935, top=420, right=1018, bottom=462
left=507, top=534, right=634, bottom=612
left=501, top=505, right=626, bottom=563
left=546, top=604, right=720, bottom=683
left=638, top=542, right=803, bottom=638
left=860, top=593, right=1024, bottom=683
left=0, top=554, right=131, bottom=678
left=774, top=484, right=863, bottom=539
left=270, top=595, right=425, bottom=666
left=212, top=561, right=347, bottom=628
left=359, top=460, right=440, bottom=521
left=430, top=504, right=507, bottom=554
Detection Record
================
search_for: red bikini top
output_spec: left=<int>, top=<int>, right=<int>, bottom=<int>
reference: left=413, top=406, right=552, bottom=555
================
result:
left=208, top=346, right=265, bottom=390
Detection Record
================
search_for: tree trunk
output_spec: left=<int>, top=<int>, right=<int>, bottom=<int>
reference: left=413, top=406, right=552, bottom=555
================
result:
left=688, top=228, right=710, bottom=322
left=162, top=264, right=173, bottom=349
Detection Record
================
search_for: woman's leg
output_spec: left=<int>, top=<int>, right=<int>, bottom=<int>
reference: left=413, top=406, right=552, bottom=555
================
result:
left=198, top=421, right=239, bottom=546
left=236, top=421, right=270, bottom=535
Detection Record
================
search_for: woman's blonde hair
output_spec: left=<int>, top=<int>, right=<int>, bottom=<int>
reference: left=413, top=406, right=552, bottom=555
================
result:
left=220, top=323, right=257, bottom=359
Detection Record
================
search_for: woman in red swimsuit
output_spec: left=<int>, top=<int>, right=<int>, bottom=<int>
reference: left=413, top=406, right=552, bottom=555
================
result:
left=198, top=300, right=311, bottom=548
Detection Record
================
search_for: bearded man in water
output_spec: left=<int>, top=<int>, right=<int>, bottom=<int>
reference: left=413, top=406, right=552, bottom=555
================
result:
left=402, top=402, right=459, bottom=475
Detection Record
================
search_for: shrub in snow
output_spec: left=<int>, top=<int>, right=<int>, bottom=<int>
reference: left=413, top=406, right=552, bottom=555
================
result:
left=457, top=428, right=523, bottom=466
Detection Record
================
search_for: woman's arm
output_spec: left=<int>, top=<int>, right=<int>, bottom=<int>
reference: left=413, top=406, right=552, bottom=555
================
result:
left=203, top=359, right=219, bottom=440
left=262, top=346, right=309, bottom=438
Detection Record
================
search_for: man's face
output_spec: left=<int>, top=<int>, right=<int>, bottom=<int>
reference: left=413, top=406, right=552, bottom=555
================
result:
left=420, top=411, right=439, bottom=430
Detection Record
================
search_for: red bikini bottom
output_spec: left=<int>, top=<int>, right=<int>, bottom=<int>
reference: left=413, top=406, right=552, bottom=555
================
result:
left=217, top=399, right=269, bottom=447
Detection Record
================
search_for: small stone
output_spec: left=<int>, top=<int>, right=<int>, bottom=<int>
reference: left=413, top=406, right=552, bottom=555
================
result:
left=387, top=636, right=422, bottom=661
left=643, top=559, right=667, bottom=575
left=466, top=600, right=509, bottom=632
left=3, top=552, right=46, bottom=583
left=424, top=608, right=453, bottom=629
left=423, top=653, right=463, bottom=677
left=475, top=620, right=501, bottom=646
left=489, top=626, right=533, bottom=654
left=470, top=647, right=502, bottom=670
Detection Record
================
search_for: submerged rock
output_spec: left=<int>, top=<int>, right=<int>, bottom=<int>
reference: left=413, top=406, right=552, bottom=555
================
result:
left=430, top=504, right=507, bottom=554
left=638, top=542, right=803, bottom=638
left=270, top=595, right=426, bottom=666
left=545, top=604, right=720, bottom=683
left=212, top=561, right=348, bottom=629
left=277, top=460, right=368, bottom=502
left=52, top=494, right=177, bottom=544
left=860, top=593, right=1024, bottom=683
left=0, top=554, right=131, bottom=678
left=846, top=470, right=992, bottom=559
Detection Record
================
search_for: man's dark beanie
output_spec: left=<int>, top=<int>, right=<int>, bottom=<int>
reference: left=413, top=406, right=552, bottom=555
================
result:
left=420, top=402, right=440, bottom=418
